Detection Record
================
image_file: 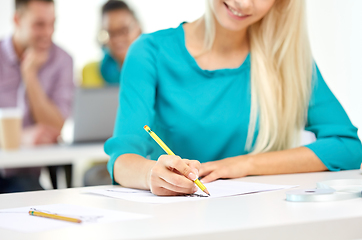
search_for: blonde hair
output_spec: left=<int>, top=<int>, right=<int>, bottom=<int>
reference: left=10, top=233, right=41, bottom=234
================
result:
left=204, top=0, right=314, bottom=153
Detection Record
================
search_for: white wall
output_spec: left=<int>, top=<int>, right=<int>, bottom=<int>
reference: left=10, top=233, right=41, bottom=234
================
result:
left=0, top=0, right=361, bottom=136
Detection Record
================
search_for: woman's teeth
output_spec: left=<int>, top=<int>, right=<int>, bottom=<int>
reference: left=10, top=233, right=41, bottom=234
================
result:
left=227, top=4, right=244, bottom=17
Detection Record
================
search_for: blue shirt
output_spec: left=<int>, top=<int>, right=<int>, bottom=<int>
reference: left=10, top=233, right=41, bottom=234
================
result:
left=105, top=23, right=362, bottom=183
left=100, top=48, right=121, bottom=85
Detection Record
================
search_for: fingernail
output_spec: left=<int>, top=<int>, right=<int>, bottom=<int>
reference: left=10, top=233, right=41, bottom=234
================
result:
left=193, top=168, right=199, bottom=177
left=188, top=172, right=196, bottom=180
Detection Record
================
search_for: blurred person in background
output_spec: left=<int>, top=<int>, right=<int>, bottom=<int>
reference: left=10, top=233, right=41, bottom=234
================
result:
left=0, top=0, right=74, bottom=193
left=82, top=0, right=142, bottom=186
left=82, top=0, right=142, bottom=87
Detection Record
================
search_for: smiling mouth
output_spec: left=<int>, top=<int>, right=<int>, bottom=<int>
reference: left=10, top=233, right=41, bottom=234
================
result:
left=224, top=2, right=248, bottom=17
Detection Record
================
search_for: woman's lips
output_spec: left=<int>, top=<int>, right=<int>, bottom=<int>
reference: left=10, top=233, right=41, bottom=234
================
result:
left=224, top=2, right=250, bottom=20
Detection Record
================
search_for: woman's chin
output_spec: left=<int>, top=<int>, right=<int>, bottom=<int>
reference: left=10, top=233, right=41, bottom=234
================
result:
left=219, top=20, right=249, bottom=32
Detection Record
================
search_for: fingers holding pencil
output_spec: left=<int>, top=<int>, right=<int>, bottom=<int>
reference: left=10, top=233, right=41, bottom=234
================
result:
left=148, top=155, right=201, bottom=196
left=166, top=156, right=201, bottom=181
left=144, top=125, right=210, bottom=196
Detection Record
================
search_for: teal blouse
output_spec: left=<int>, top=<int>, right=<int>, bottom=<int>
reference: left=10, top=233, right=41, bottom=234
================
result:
left=104, top=23, right=362, bottom=183
left=100, top=48, right=121, bottom=85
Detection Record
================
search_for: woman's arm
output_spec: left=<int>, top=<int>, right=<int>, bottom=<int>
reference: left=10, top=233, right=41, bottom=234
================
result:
left=249, top=147, right=327, bottom=175
left=106, top=33, right=205, bottom=196
left=199, top=146, right=327, bottom=183
left=113, top=154, right=155, bottom=190
left=303, top=66, right=362, bottom=171
left=200, top=65, right=362, bottom=182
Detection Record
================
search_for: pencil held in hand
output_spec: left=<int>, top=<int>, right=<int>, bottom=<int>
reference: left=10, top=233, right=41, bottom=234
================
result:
left=143, top=125, right=210, bottom=196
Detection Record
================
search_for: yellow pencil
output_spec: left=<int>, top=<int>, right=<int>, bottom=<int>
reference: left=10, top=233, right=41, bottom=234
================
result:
left=29, top=210, right=82, bottom=223
left=144, top=125, right=210, bottom=196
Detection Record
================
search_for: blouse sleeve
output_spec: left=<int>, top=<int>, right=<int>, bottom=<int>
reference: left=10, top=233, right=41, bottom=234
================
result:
left=304, top=65, right=362, bottom=171
left=104, top=34, right=159, bottom=183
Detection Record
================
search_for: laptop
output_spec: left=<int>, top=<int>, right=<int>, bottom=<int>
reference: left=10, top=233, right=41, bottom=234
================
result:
left=61, top=87, right=119, bottom=144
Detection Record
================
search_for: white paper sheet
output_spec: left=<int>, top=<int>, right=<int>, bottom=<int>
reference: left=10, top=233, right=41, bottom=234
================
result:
left=0, top=204, right=151, bottom=233
left=86, top=180, right=297, bottom=204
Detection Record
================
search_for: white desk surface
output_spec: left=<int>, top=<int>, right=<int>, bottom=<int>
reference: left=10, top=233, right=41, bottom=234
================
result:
left=0, top=143, right=108, bottom=168
left=0, top=170, right=361, bottom=240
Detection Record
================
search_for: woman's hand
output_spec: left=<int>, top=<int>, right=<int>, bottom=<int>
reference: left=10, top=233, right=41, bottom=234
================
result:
left=148, top=155, right=201, bottom=196
left=199, top=155, right=253, bottom=183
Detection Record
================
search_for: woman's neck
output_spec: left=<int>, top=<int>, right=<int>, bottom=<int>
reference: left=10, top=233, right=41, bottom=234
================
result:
left=212, top=18, right=249, bottom=54
left=184, top=17, right=250, bottom=70
left=186, top=17, right=249, bottom=55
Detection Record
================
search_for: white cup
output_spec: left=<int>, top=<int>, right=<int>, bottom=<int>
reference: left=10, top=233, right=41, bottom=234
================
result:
left=0, top=108, right=23, bottom=151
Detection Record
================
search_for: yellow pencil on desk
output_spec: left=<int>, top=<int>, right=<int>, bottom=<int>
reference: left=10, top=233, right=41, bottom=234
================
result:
left=29, top=210, right=82, bottom=223
left=143, top=125, right=210, bottom=196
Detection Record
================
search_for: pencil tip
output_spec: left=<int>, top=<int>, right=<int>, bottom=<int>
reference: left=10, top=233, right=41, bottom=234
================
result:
left=204, top=189, right=210, bottom=196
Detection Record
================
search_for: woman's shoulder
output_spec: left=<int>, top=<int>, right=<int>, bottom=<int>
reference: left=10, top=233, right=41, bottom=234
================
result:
left=131, top=24, right=182, bottom=52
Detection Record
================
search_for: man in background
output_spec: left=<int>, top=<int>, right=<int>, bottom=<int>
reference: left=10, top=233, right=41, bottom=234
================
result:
left=0, top=0, right=74, bottom=193
left=82, top=0, right=142, bottom=87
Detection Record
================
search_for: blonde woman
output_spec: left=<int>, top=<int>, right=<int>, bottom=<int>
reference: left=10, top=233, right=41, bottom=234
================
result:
left=105, top=0, right=362, bottom=196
